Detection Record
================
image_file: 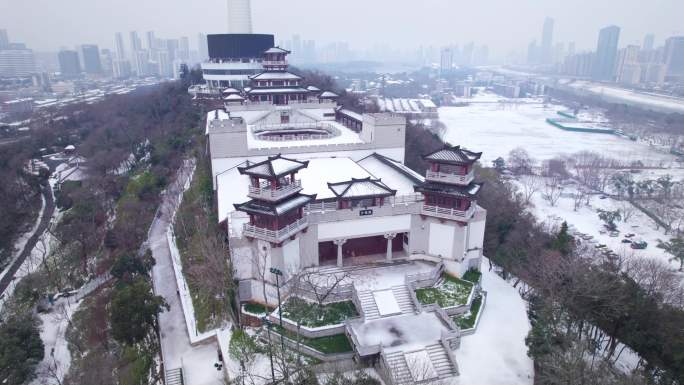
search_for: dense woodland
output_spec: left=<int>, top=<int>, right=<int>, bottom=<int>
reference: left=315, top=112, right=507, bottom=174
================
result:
left=404, top=120, right=684, bottom=384
left=0, top=74, right=201, bottom=384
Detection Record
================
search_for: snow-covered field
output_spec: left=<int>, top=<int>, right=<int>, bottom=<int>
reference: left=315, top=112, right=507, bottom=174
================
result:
left=439, top=94, right=680, bottom=167
left=456, top=263, right=534, bottom=385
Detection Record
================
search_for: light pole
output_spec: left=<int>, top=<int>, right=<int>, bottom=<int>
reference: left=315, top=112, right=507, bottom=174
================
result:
left=261, top=316, right=276, bottom=384
left=269, top=267, right=284, bottom=327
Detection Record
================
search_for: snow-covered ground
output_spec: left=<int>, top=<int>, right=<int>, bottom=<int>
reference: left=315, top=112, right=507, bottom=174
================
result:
left=456, top=264, right=534, bottom=385
left=522, top=180, right=681, bottom=271
left=562, top=80, right=684, bottom=114
left=439, top=92, right=680, bottom=167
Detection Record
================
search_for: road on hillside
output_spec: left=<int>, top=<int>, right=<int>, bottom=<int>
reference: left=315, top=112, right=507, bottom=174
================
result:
left=0, top=180, right=55, bottom=296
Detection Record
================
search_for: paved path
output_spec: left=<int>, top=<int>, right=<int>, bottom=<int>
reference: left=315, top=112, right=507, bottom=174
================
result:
left=0, top=179, right=55, bottom=296
left=149, top=160, right=225, bottom=385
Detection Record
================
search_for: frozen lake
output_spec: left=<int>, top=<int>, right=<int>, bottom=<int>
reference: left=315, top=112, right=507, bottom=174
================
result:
left=439, top=95, right=680, bottom=167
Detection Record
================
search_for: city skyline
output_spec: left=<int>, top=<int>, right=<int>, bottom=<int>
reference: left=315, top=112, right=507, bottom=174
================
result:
left=1, top=0, right=683, bottom=61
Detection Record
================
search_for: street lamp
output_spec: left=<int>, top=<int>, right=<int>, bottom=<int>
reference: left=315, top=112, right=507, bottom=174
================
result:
left=269, top=267, right=284, bottom=327
left=261, top=316, right=276, bottom=384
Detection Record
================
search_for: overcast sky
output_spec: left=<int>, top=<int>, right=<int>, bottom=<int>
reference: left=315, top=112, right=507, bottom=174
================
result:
left=1, top=0, right=682, bottom=57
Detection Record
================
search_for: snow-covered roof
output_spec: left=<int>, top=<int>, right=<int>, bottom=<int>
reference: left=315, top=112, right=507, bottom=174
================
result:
left=264, top=47, right=290, bottom=54
left=415, top=181, right=483, bottom=198
left=423, top=145, right=482, bottom=165
left=338, top=108, right=363, bottom=122
left=247, top=87, right=309, bottom=95
left=234, top=194, right=314, bottom=216
left=328, top=177, right=396, bottom=199
left=296, top=157, right=373, bottom=200
left=357, top=153, right=424, bottom=196
left=64, top=145, right=76, bottom=151
left=319, top=91, right=339, bottom=99
left=237, top=154, right=309, bottom=178
left=222, top=88, right=240, bottom=94
left=250, top=72, right=302, bottom=81
left=224, top=94, right=244, bottom=101
left=306, top=85, right=321, bottom=92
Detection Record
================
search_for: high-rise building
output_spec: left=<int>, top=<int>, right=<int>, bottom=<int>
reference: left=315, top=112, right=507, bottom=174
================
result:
left=80, top=44, right=102, bottom=74
left=227, top=0, right=253, bottom=33
left=179, top=36, right=190, bottom=61
left=133, top=50, right=149, bottom=76
left=592, top=25, right=620, bottom=81
left=541, top=17, right=554, bottom=64
left=527, top=40, right=538, bottom=65
left=114, top=32, right=126, bottom=60
left=643, top=34, right=655, bottom=51
left=146, top=31, right=156, bottom=50
left=567, top=42, right=576, bottom=57
left=616, top=45, right=641, bottom=84
left=157, top=50, right=173, bottom=78
left=197, top=33, right=208, bottom=61
left=0, top=48, right=36, bottom=77
left=113, top=59, right=131, bottom=78
left=664, top=36, right=684, bottom=82
left=58, top=49, right=81, bottom=76
left=0, top=29, right=9, bottom=49
left=100, top=49, right=114, bottom=77
left=440, top=47, right=453, bottom=73
left=129, top=31, right=142, bottom=54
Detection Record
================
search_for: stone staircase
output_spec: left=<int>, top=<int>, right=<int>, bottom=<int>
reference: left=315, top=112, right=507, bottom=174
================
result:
left=383, top=350, right=413, bottom=385
left=425, top=343, right=458, bottom=378
left=391, top=285, right=416, bottom=314
left=357, top=290, right=381, bottom=320
left=165, top=368, right=183, bottom=385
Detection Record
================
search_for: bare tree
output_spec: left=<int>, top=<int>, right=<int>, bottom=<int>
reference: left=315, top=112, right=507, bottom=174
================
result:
left=542, top=177, right=564, bottom=207
left=617, top=200, right=636, bottom=223
left=519, top=175, right=542, bottom=206
left=292, top=269, right=354, bottom=306
left=508, top=147, right=535, bottom=175
left=572, top=187, right=587, bottom=211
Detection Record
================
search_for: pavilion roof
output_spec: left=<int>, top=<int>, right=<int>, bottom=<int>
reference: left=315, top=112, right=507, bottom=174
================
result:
left=327, top=177, right=396, bottom=199
left=237, top=154, right=309, bottom=178
left=414, top=181, right=483, bottom=198
left=423, top=145, right=482, bottom=165
left=234, top=193, right=315, bottom=216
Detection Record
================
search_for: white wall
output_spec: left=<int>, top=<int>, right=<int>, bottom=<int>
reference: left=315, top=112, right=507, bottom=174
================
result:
left=428, top=222, right=454, bottom=258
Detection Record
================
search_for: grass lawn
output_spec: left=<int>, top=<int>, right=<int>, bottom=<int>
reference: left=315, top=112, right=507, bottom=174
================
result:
left=280, top=297, right=358, bottom=328
left=243, top=302, right=273, bottom=315
left=415, top=274, right=474, bottom=308
left=453, top=294, right=483, bottom=330
left=462, top=269, right=482, bottom=283
left=272, top=325, right=353, bottom=354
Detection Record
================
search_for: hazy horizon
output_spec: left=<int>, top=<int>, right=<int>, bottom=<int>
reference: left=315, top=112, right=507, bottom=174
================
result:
left=1, top=0, right=683, bottom=59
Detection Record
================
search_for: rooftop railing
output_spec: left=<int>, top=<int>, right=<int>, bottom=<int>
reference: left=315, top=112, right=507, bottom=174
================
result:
left=425, top=170, right=474, bottom=185
left=247, top=180, right=302, bottom=201
left=421, top=204, right=475, bottom=221
left=242, top=217, right=308, bottom=243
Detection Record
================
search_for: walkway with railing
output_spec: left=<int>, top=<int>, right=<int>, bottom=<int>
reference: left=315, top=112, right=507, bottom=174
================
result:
left=242, top=217, right=308, bottom=243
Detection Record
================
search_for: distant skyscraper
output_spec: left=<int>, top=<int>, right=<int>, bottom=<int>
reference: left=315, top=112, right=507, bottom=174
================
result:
left=80, top=44, right=102, bottom=74
left=227, top=0, right=253, bottom=33
left=114, top=32, right=126, bottom=60
left=157, top=50, right=173, bottom=77
left=567, top=42, right=576, bottom=56
left=0, top=29, right=9, bottom=49
left=664, top=36, right=684, bottom=81
left=643, top=34, right=655, bottom=51
left=541, top=17, right=554, bottom=64
left=197, top=33, right=208, bottom=61
left=0, top=48, right=36, bottom=77
left=132, top=50, right=149, bottom=76
left=527, top=40, right=538, bottom=65
left=440, top=47, right=453, bottom=73
left=146, top=31, right=156, bottom=50
left=592, top=25, right=620, bottom=81
left=129, top=31, right=142, bottom=53
left=179, top=36, right=190, bottom=61
left=58, top=50, right=81, bottom=76
left=616, top=45, right=641, bottom=84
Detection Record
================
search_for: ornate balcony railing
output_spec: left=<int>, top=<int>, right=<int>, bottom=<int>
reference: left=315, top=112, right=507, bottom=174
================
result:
left=248, top=180, right=302, bottom=201
left=421, top=204, right=475, bottom=220
left=262, top=60, right=288, bottom=66
left=242, top=217, right=308, bottom=243
left=425, top=170, right=474, bottom=185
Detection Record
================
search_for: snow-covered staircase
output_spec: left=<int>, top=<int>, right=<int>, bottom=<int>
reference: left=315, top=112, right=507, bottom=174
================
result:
left=383, top=351, right=413, bottom=385
left=165, top=368, right=183, bottom=385
left=392, top=285, right=416, bottom=314
left=425, top=343, right=458, bottom=378
left=357, top=290, right=381, bottom=320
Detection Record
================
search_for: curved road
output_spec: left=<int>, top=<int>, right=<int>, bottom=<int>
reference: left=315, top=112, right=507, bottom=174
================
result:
left=0, top=180, right=55, bottom=296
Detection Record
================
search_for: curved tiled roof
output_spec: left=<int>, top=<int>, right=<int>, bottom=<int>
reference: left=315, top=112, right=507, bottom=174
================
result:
left=237, top=154, right=309, bottom=178
left=327, top=177, right=396, bottom=199
left=423, top=145, right=482, bottom=165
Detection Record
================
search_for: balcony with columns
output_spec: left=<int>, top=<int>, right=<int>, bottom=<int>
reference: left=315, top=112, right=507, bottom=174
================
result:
left=425, top=169, right=474, bottom=186
left=248, top=179, right=302, bottom=202
left=242, top=217, right=308, bottom=243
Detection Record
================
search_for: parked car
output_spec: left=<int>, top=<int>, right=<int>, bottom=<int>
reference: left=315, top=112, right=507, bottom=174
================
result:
left=625, top=233, right=636, bottom=238
left=631, top=241, right=648, bottom=249
left=609, top=231, right=620, bottom=237
left=621, top=239, right=632, bottom=244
